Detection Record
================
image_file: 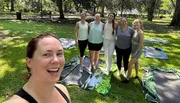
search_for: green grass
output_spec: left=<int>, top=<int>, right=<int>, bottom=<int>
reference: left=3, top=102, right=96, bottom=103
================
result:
left=0, top=17, right=180, bottom=103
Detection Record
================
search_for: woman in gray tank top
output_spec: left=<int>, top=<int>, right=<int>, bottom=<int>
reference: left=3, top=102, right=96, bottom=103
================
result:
left=115, top=17, right=134, bottom=78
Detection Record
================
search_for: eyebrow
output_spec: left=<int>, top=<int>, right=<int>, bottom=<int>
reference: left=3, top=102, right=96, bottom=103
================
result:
left=46, top=50, right=63, bottom=52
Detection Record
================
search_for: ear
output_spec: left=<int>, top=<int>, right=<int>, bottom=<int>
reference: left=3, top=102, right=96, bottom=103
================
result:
left=26, top=57, right=32, bottom=69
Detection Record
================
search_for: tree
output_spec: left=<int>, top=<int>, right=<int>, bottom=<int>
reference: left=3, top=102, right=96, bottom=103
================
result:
left=170, top=0, right=180, bottom=26
left=147, top=0, right=156, bottom=21
left=51, top=0, right=64, bottom=19
left=10, top=0, right=15, bottom=11
left=160, top=0, right=174, bottom=14
left=56, top=0, right=64, bottom=19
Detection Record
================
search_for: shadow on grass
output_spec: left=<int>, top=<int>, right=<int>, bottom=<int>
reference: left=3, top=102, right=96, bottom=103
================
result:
left=0, top=39, right=27, bottom=101
left=143, top=34, right=180, bottom=70
left=144, top=23, right=180, bottom=34
left=0, top=19, right=180, bottom=102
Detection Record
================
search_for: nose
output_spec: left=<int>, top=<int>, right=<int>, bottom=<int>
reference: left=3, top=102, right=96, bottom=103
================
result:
left=51, top=55, right=59, bottom=64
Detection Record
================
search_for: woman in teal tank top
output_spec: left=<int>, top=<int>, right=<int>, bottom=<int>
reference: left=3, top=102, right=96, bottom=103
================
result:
left=88, top=13, right=104, bottom=73
left=123, top=19, right=144, bottom=83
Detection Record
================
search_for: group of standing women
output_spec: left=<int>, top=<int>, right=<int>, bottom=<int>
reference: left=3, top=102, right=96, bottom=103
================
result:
left=74, top=12, right=144, bottom=83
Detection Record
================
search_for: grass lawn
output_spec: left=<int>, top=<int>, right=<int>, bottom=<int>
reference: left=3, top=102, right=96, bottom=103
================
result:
left=0, top=17, right=180, bottom=103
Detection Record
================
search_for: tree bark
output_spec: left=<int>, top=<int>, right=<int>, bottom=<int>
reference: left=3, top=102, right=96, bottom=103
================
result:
left=10, top=0, right=15, bottom=11
left=147, top=0, right=156, bottom=21
left=64, top=2, right=68, bottom=12
left=170, top=0, right=180, bottom=26
left=56, top=0, right=64, bottom=19
left=101, top=3, right=105, bottom=17
left=120, top=0, right=124, bottom=17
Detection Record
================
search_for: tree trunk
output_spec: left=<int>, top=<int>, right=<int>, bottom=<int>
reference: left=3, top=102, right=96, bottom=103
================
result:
left=93, top=7, right=96, bottom=15
left=147, top=0, right=156, bottom=21
left=37, top=0, right=41, bottom=12
left=6, top=2, right=9, bottom=10
left=120, top=0, right=124, bottom=17
left=64, top=2, right=68, bottom=12
left=101, top=3, right=105, bottom=17
left=40, top=0, right=43, bottom=18
left=56, top=0, right=64, bottom=19
left=10, top=0, right=15, bottom=11
left=170, top=0, right=180, bottom=26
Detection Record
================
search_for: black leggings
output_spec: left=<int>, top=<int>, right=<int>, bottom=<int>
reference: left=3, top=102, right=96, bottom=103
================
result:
left=78, top=39, right=88, bottom=57
left=115, top=46, right=131, bottom=72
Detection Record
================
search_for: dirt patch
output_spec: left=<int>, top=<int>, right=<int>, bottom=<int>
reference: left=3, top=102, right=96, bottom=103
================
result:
left=0, top=31, right=9, bottom=39
left=0, top=31, right=24, bottom=41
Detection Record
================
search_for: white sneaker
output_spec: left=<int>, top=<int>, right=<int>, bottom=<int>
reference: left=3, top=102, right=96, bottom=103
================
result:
left=105, top=69, right=109, bottom=76
left=79, top=67, right=83, bottom=72
left=117, top=70, right=122, bottom=76
left=124, top=72, right=127, bottom=78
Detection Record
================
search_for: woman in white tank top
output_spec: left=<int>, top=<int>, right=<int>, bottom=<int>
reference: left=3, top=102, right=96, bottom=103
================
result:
left=74, top=13, right=88, bottom=72
left=103, top=13, right=118, bottom=75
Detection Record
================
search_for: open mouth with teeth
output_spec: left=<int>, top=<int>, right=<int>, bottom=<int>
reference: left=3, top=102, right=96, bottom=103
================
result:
left=47, top=68, right=59, bottom=73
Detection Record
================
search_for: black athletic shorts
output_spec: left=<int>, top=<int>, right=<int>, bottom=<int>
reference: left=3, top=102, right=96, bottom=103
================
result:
left=88, top=42, right=103, bottom=51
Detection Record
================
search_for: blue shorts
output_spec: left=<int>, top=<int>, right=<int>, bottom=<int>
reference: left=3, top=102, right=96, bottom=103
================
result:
left=131, top=45, right=142, bottom=59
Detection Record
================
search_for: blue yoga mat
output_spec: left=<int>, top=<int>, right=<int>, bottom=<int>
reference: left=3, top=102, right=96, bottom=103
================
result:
left=144, top=46, right=169, bottom=60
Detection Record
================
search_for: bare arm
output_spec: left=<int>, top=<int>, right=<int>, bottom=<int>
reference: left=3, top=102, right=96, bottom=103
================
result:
left=102, top=23, right=105, bottom=30
left=74, top=22, right=79, bottom=45
left=88, top=23, right=92, bottom=35
left=3, top=95, right=28, bottom=103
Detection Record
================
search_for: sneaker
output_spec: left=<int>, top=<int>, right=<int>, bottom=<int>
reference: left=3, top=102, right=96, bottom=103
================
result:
left=79, top=67, right=83, bottom=72
left=133, top=76, right=139, bottom=79
left=105, top=71, right=109, bottom=76
left=86, top=69, right=92, bottom=74
left=117, top=70, right=121, bottom=76
left=85, top=65, right=92, bottom=74
left=124, top=72, right=127, bottom=78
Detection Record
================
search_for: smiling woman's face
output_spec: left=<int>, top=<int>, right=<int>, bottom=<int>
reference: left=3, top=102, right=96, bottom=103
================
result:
left=108, top=14, right=114, bottom=21
left=133, top=20, right=140, bottom=30
left=81, top=14, right=86, bottom=20
left=120, top=18, right=128, bottom=27
left=26, top=36, right=65, bottom=83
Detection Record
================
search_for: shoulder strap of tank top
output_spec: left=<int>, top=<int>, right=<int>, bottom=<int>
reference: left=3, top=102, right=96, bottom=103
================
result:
left=16, top=88, right=38, bottom=103
left=55, top=86, right=70, bottom=103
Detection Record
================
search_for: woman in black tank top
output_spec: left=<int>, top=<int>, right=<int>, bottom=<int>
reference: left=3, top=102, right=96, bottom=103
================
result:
left=3, top=34, right=71, bottom=103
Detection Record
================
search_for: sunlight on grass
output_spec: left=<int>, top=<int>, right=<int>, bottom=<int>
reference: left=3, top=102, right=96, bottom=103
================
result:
left=0, top=18, right=180, bottom=103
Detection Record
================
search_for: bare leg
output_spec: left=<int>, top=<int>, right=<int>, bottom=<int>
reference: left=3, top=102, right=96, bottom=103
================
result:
left=89, top=50, right=95, bottom=70
left=126, top=58, right=137, bottom=80
left=80, top=56, right=83, bottom=67
left=135, top=60, right=139, bottom=77
left=94, top=51, right=100, bottom=69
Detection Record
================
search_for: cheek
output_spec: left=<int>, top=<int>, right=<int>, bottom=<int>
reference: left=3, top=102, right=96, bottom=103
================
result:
left=59, top=57, right=65, bottom=67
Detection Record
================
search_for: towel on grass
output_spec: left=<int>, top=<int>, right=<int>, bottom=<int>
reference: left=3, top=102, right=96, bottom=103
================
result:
left=142, top=66, right=180, bottom=103
left=144, top=46, right=168, bottom=60
left=143, top=38, right=169, bottom=44
left=59, top=38, right=75, bottom=49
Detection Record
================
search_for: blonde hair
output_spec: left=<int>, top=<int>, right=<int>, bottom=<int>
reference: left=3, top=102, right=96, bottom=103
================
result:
left=94, top=13, right=101, bottom=20
left=133, top=19, right=144, bottom=30
left=80, top=12, right=86, bottom=16
left=95, top=13, right=101, bottom=17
